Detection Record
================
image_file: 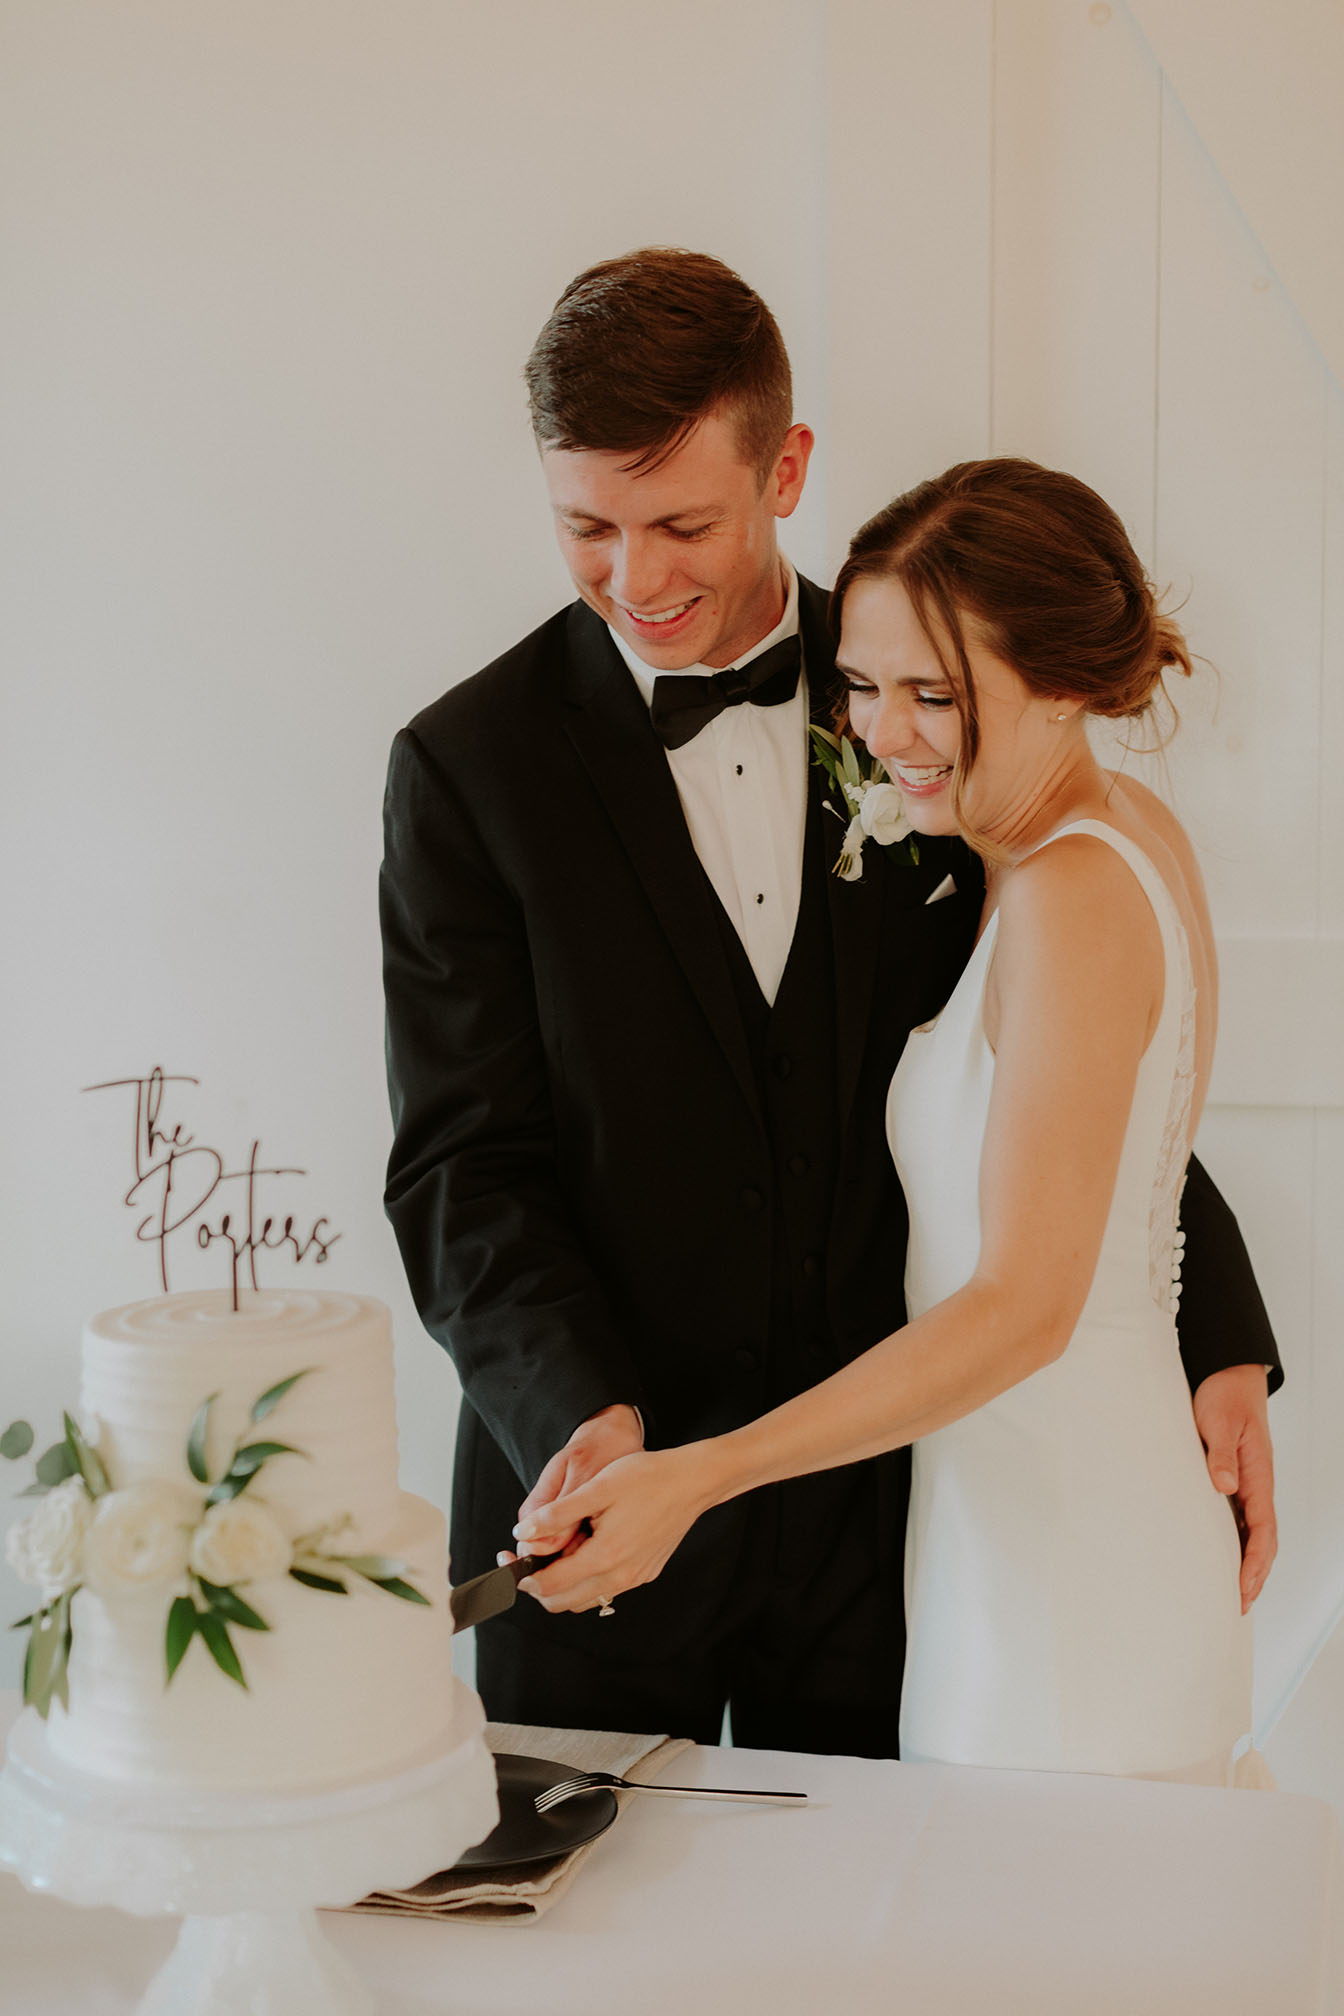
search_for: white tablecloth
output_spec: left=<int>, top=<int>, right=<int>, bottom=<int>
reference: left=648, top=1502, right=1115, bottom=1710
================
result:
left=2, top=1697, right=1341, bottom=2015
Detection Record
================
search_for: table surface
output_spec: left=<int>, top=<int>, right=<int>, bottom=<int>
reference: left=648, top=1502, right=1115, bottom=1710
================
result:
left=3, top=1697, right=1342, bottom=2016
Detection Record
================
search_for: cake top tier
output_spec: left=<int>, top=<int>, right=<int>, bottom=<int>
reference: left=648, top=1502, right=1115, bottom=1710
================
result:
left=81, top=1289, right=402, bottom=1551
left=89, top=1287, right=380, bottom=1343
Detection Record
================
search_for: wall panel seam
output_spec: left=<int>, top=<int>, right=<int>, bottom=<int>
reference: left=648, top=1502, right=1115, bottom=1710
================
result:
left=1317, top=370, right=1330, bottom=938
left=1152, top=67, right=1164, bottom=567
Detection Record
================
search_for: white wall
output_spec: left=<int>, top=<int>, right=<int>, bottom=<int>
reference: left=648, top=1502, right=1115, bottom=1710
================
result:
left=2, top=2, right=1339, bottom=1730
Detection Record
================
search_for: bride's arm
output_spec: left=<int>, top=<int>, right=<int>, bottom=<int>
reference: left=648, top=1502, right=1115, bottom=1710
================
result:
left=517, top=835, right=1164, bottom=1611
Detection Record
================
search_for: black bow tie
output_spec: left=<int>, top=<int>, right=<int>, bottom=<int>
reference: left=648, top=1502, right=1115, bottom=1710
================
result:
left=649, top=634, right=803, bottom=751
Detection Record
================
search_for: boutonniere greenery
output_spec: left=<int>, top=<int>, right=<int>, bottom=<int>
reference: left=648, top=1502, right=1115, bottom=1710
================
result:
left=3, top=1376, right=427, bottom=1719
left=810, top=727, right=919, bottom=880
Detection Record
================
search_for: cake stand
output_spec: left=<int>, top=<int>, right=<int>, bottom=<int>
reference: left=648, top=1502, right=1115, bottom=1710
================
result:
left=0, top=1676, right=499, bottom=2015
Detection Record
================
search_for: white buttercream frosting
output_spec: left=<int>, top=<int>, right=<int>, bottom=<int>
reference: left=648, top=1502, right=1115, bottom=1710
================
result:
left=79, top=1289, right=402, bottom=1552
left=44, top=1287, right=457, bottom=1792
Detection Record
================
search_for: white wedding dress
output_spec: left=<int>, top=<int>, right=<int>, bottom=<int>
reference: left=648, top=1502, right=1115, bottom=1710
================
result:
left=888, top=819, right=1266, bottom=1784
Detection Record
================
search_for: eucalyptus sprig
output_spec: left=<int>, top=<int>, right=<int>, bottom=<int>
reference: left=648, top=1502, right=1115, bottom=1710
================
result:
left=5, top=1415, right=83, bottom=1716
left=3, top=1409, right=109, bottom=1502
left=6, top=1367, right=433, bottom=1714
left=164, top=1370, right=314, bottom=1688
left=4, top=1414, right=111, bottom=1719
left=1, top=1420, right=34, bottom=1463
left=186, top=1371, right=311, bottom=1506
left=290, top=1545, right=430, bottom=1607
left=20, top=1590, right=73, bottom=1718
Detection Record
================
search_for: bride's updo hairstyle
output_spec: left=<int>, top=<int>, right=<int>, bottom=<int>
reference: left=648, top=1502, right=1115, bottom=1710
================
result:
left=831, top=458, right=1192, bottom=816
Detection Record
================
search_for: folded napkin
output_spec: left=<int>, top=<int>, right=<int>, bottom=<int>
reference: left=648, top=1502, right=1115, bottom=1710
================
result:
left=343, top=1721, right=692, bottom=1925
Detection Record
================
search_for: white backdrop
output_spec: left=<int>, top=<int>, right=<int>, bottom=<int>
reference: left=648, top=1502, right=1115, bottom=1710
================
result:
left=2, top=1, right=1339, bottom=1731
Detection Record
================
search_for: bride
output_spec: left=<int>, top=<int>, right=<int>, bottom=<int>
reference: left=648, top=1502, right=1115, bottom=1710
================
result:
left=513, top=458, right=1268, bottom=1785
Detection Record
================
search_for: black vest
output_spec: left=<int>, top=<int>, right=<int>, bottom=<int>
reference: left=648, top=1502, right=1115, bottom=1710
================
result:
left=704, top=785, right=840, bottom=1407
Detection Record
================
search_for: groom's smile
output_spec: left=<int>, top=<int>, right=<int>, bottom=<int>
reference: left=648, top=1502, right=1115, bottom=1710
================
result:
left=542, top=409, right=813, bottom=671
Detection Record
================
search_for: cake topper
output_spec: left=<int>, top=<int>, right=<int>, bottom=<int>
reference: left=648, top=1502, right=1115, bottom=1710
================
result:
left=84, top=1067, right=341, bottom=1309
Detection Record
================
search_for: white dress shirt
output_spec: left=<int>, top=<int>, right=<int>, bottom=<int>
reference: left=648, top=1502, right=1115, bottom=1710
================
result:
left=609, top=562, right=808, bottom=1006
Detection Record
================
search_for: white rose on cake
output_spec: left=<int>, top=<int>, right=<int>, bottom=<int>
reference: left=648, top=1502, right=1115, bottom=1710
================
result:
left=189, top=1496, right=293, bottom=1586
left=5, top=1476, right=93, bottom=1600
left=83, top=1481, right=201, bottom=1596
left=857, top=781, right=913, bottom=846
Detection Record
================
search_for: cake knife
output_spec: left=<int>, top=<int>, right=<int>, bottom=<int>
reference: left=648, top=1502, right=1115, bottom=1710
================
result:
left=449, top=1552, right=562, bottom=1631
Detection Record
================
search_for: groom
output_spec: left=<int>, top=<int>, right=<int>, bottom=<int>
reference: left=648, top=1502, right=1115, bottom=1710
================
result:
left=381, top=248, right=1280, bottom=1752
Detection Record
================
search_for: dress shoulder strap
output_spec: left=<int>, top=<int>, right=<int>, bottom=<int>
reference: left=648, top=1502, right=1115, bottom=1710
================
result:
left=1024, top=819, right=1197, bottom=1317
left=1022, top=818, right=1182, bottom=940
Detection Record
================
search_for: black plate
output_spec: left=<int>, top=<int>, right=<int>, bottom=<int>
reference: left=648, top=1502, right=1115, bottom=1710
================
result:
left=450, top=1752, right=619, bottom=1871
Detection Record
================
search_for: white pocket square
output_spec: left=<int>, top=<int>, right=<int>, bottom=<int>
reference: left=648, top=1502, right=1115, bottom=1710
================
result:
left=924, top=874, right=957, bottom=906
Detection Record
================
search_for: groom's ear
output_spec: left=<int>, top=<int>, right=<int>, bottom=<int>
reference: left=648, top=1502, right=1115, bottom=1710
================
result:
left=769, top=423, right=815, bottom=520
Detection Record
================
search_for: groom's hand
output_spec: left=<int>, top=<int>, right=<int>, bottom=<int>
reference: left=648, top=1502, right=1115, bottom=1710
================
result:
left=506, top=1404, right=646, bottom=1561
left=1192, top=1364, right=1276, bottom=1613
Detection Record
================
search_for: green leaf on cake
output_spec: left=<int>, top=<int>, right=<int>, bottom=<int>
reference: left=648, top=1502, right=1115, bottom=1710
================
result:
left=63, top=1413, right=111, bottom=1499
left=289, top=1565, right=349, bottom=1594
left=319, top=1553, right=428, bottom=1604
left=34, top=1440, right=78, bottom=1488
left=197, top=1611, right=247, bottom=1688
left=165, top=1595, right=198, bottom=1683
left=203, top=1440, right=306, bottom=1507
left=0, top=1420, right=34, bottom=1461
left=197, top=1580, right=270, bottom=1632
left=203, top=1472, right=251, bottom=1506
left=249, top=1370, right=312, bottom=1425
left=366, top=1576, right=430, bottom=1606
left=334, top=1554, right=411, bottom=1581
left=228, top=1441, right=305, bottom=1474
left=23, top=1592, right=72, bottom=1719
left=186, top=1393, right=218, bottom=1485
left=53, top=1593, right=73, bottom=1712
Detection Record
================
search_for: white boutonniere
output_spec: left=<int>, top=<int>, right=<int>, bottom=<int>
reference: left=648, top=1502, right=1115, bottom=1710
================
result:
left=809, top=727, right=919, bottom=881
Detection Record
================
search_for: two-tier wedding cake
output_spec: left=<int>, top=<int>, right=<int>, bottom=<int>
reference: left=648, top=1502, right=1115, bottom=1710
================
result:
left=12, top=1287, right=458, bottom=1794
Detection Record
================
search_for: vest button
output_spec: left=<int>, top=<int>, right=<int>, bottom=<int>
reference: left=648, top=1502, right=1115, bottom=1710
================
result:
left=788, top=1154, right=808, bottom=1177
left=741, top=1186, right=765, bottom=1211
left=802, top=1253, right=822, bottom=1279
left=735, top=1345, right=759, bottom=1370
left=772, top=1054, right=792, bottom=1080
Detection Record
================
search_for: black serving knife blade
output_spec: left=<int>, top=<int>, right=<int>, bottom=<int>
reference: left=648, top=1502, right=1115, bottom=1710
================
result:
left=449, top=1552, right=562, bottom=1632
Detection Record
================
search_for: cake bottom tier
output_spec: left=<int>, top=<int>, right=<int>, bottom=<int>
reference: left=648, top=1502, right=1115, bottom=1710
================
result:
left=46, top=1492, right=456, bottom=1792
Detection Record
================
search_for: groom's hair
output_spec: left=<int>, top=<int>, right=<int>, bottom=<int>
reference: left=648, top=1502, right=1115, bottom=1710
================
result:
left=524, top=249, right=793, bottom=485
left=831, top=460, right=1193, bottom=836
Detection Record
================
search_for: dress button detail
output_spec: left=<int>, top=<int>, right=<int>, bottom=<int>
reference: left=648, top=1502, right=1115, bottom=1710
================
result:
left=802, top=1254, right=822, bottom=1279
left=772, top=1054, right=792, bottom=1080
left=734, top=1345, right=759, bottom=1370
left=741, top=1187, right=764, bottom=1212
left=788, top=1155, right=808, bottom=1177
left=755, top=892, right=765, bottom=905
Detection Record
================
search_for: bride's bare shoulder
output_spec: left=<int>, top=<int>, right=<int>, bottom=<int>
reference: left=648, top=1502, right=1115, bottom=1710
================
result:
left=1103, top=770, right=1180, bottom=833
left=1102, top=772, right=1206, bottom=892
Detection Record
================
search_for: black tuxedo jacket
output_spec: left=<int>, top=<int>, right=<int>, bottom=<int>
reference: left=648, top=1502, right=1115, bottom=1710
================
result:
left=381, top=574, right=1281, bottom=1657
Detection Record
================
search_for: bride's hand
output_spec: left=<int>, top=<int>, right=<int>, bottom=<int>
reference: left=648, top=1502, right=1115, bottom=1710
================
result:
left=511, top=1445, right=716, bottom=1614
